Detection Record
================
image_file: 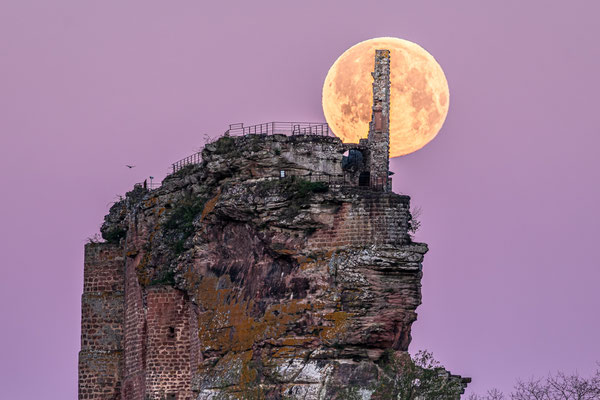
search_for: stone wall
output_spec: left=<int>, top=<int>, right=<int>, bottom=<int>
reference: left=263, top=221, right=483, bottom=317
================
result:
left=79, top=243, right=124, bottom=400
left=81, top=239, right=200, bottom=400
left=121, top=251, right=146, bottom=400
left=307, top=191, right=410, bottom=249
left=145, top=287, right=199, bottom=400
left=367, top=49, right=392, bottom=191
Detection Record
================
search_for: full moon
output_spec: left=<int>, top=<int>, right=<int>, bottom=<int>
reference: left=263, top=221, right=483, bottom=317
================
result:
left=322, top=37, right=449, bottom=157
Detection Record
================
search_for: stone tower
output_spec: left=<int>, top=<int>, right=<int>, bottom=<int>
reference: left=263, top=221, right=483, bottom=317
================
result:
left=78, top=243, right=124, bottom=399
left=367, top=49, right=391, bottom=191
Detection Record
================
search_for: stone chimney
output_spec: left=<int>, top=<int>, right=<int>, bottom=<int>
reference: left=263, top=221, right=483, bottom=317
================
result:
left=367, top=49, right=391, bottom=192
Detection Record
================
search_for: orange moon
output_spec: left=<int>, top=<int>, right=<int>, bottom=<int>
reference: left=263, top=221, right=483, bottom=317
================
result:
left=322, top=37, right=449, bottom=157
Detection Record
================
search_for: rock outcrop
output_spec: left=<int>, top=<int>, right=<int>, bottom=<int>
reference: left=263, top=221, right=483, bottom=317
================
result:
left=79, top=133, right=468, bottom=400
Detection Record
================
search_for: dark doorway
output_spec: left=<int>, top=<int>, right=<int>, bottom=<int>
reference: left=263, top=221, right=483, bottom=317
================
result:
left=359, top=172, right=370, bottom=187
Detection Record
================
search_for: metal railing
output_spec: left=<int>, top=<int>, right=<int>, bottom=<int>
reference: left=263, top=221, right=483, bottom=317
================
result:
left=168, top=121, right=390, bottom=190
left=135, top=180, right=162, bottom=190
left=171, top=121, right=331, bottom=173
left=225, top=122, right=331, bottom=137
left=288, top=172, right=392, bottom=191
left=172, top=151, right=202, bottom=173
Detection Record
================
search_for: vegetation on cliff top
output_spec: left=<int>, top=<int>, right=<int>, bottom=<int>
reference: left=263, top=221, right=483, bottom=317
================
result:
left=408, top=206, right=422, bottom=241
left=100, top=198, right=128, bottom=244
left=102, top=227, right=127, bottom=244
left=256, top=177, right=329, bottom=222
left=163, top=193, right=208, bottom=255
left=332, top=350, right=466, bottom=400
left=376, top=350, right=466, bottom=399
left=213, top=135, right=238, bottom=155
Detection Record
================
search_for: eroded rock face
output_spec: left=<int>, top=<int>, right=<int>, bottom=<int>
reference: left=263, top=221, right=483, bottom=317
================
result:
left=83, top=134, right=463, bottom=400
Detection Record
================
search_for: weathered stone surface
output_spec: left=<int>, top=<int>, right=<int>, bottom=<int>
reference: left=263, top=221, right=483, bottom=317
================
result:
left=79, top=243, right=124, bottom=400
left=368, top=49, right=391, bottom=191
left=79, top=132, right=446, bottom=399
left=79, top=51, right=468, bottom=400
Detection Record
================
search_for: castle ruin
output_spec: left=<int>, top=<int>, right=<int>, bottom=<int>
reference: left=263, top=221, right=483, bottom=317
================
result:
left=78, top=50, right=468, bottom=400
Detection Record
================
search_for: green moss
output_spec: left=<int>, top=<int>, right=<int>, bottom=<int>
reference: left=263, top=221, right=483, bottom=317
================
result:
left=257, top=177, right=328, bottom=199
left=102, top=227, right=126, bottom=244
left=149, top=269, right=176, bottom=286
left=171, top=239, right=186, bottom=255
left=372, top=350, right=465, bottom=399
left=290, top=179, right=328, bottom=198
left=284, top=178, right=328, bottom=219
left=213, top=136, right=237, bottom=155
left=249, top=135, right=263, bottom=152
left=255, top=177, right=328, bottom=224
left=163, top=193, right=207, bottom=255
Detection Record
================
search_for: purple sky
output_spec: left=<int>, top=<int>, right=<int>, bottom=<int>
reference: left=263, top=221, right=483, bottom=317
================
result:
left=1, top=1, right=599, bottom=398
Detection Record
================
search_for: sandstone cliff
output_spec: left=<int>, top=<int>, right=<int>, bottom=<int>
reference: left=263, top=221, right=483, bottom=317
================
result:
left=79, top=133, right=468, bottom=400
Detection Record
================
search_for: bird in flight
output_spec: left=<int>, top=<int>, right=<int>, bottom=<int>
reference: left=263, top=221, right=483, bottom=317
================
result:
left=126, top=165, right=136, bottom=169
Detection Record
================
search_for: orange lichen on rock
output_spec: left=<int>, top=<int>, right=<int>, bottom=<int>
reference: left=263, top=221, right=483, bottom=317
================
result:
left=200, top=189, right=221, bottom=221
left=78, top=130, right=469, bottom=400
left=320, top=311, right=351, bottom=341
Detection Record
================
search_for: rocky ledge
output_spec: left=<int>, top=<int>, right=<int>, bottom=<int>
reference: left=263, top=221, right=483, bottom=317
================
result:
left=96, top=134, right=468, bottom=399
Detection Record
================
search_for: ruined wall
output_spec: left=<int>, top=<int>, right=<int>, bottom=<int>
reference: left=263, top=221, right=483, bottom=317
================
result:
left=367, top=49, right=392, bottom=191
left=78, top=49, right=467, bottom=399
left=121, top=251, right=146, bottom=400
left=80, top=131, right=468, bottom=399
left=79, top=243, right=124, bottom=400
left=307, top=191, right=410, bottom=249
left=78, top=133, right=419, bottom=399
left=145, top=287, right=199, bottom=400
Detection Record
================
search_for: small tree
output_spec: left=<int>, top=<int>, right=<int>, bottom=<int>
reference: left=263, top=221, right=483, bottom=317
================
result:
left=468, top=388, right=505, bottom=400
left=86, top=233, right=103, bottom=244
left=515, top=369, right=600, bottom=400
left=373, top=350, right=466, bottom=399
left=468, top=366, right=600, bottom=400
left=408, top=206, right=423, bottom=239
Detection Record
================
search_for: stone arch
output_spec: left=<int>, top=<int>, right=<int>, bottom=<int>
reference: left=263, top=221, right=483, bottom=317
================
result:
left=342, top=148, right=366, bottom=172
